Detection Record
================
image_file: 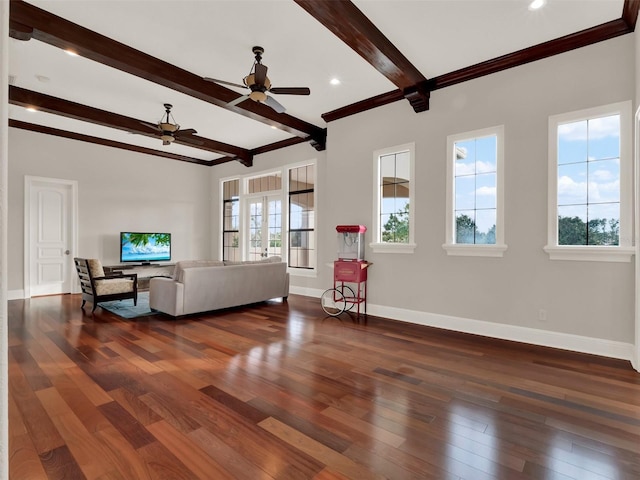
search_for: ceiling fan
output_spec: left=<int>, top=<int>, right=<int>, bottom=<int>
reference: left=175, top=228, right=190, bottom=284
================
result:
left=139, top=103, right=202, bottom=146
left=204, top=46, right=310, bottom=114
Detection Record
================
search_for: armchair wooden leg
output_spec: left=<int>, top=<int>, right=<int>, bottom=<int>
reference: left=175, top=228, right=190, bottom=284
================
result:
left=81, top=300, right=86, bottom=309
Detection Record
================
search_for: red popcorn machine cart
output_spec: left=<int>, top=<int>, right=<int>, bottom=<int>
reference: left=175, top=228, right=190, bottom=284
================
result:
left=321, top=225, right=372, bottom=317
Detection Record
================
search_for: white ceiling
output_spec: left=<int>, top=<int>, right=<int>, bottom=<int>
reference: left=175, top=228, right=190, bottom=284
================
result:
left=8, top=0, right=625, bottom=163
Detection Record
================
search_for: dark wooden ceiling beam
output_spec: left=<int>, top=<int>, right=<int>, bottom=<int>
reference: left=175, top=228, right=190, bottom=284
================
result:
left=322, top=0, right=639, bottom=123
left=9, top=119, right=225, bottom=166
left=622, top=0, right=640, bottom=29
left=294, top=0, right=430, bottom=113
left=323, top=90, right=404, bottom=123
left=9, top=86, right=253, bottom=165
left=251, top=136, right=307, bottom=156
left=9, top=0, right=326, bottom=149
left=9, top=18, right=32, bottom=40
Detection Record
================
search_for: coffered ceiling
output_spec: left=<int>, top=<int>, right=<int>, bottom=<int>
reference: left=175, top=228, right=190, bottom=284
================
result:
left=8, top=0, right=635, bottom=167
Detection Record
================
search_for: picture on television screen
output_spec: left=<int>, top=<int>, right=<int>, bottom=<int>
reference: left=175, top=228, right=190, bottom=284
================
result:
left=120, top=232, right=171, bottom=263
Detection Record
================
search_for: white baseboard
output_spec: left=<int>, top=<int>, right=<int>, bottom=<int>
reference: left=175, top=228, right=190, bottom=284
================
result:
left=290, top=286, right=325, bottom=298
left=8, top=290, right=24, bottom=300
left=291, top=289, right=635, bottom=364
left=369, top=304, right=634, bottom=362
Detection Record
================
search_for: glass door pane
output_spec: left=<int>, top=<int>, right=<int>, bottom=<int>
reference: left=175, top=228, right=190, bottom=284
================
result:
left=267, top=198, right=282, bottom=258
left=248, top=199, right=263, bottom=261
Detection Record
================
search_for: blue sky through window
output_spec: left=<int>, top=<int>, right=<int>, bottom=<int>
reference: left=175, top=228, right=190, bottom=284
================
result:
left=454, top=135, right=497, bottom=235
left=557, top=114, right=620, bottom=223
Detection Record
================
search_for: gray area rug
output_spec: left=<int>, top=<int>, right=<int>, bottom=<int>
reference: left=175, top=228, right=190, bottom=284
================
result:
left=99, top=291, right=155, bottom=319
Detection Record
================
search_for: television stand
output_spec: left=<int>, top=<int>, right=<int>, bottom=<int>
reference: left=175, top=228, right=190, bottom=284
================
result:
left=104, top=263, right=175, bottom=290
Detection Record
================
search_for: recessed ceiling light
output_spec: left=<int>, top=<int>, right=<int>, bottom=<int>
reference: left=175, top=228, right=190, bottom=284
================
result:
left=26, top=107, right=37, bottom=112
left=65, top=49, right=79, bottom=57
left=528, top=0, right=546, bottom=10
left=330, top=78, right=341, bottom=86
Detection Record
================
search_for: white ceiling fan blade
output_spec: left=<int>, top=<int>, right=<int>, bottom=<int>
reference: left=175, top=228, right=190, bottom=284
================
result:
left=263, top=95, right=286, bottom=114
left=203, top=77, right=247, bottom=90
left=227, top=95, right=249, bottom=108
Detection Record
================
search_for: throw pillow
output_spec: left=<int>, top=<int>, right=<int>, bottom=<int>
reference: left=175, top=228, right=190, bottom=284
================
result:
left=87, top=259, right=105, bottom=278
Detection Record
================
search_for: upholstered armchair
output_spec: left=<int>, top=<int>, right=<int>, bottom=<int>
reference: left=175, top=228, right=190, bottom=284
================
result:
left=74, top=258, right=138, bottom=312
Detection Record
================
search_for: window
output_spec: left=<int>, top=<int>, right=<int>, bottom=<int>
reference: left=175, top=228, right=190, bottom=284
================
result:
left=219, top=160, right=317, bottom=275
left=371, top=143, right=416, bottom=254
left=545, top=101, right=633, bottom=262
left=444, top=126, right=506, bottom=257
left=288, top=164, right=316, bottom=269
left=222, top=179, right=240, bottom=262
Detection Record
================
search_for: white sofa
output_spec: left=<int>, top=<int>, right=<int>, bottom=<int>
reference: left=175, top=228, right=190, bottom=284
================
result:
left=149, top=257, right=289, bottom=317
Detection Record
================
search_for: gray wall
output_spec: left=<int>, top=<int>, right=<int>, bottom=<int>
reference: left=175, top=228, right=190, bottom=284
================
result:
left=213, top=35, right=636, bottom=344
left=8, top=129, right=213, bottom=291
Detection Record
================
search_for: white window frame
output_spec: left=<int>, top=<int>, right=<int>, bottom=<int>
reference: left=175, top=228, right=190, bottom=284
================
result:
left=370, top=142, right=416, bottom=254
left=544, top=101, right=634, bottom=262
left=443, top=125, right=507, bottom=257
left=219, top=159, right=318, bottom=277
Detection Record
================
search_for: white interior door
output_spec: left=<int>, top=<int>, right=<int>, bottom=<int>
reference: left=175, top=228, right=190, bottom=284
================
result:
left=247, top=195, right=282, bottom=261
left=26, top=177, right=77, bottom=297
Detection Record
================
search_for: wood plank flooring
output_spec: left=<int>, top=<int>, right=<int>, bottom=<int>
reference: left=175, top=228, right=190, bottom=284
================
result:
left=7, top=293, right=640, bottom=479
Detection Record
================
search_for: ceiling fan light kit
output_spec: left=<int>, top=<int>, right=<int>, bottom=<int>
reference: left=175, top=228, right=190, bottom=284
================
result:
left=249, top=91, right=268, bottom=102
left=160, top=133, right=175, bottom=144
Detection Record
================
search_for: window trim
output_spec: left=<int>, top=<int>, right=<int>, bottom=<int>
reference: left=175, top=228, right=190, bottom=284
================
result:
left=545, top=101, right=633, bottom=262
left=443, top=125, right=507, bottom=257
left=370, top=142, right=417, bottom=254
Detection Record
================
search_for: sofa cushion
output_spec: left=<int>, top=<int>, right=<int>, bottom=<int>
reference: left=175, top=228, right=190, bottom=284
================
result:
left=173, top=260, right=224, bottom=282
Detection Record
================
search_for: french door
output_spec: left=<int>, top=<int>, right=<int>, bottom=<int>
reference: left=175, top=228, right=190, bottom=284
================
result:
left=247, top=195, right=282, bottom=261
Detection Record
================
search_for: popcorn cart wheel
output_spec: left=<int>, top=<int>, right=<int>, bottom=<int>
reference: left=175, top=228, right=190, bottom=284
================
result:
left=320, top=285, right=356, bottom=317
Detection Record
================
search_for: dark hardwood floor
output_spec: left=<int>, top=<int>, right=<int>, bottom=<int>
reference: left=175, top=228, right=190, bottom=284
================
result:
left=7, top=293, right=640, bottom=479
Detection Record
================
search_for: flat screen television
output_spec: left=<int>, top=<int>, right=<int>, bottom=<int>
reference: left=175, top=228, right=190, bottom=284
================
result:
left=120, top=232, right=171, bottom=264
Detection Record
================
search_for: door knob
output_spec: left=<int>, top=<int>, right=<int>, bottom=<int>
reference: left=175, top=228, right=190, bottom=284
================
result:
left=64, top=250, right=70, bottom=255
